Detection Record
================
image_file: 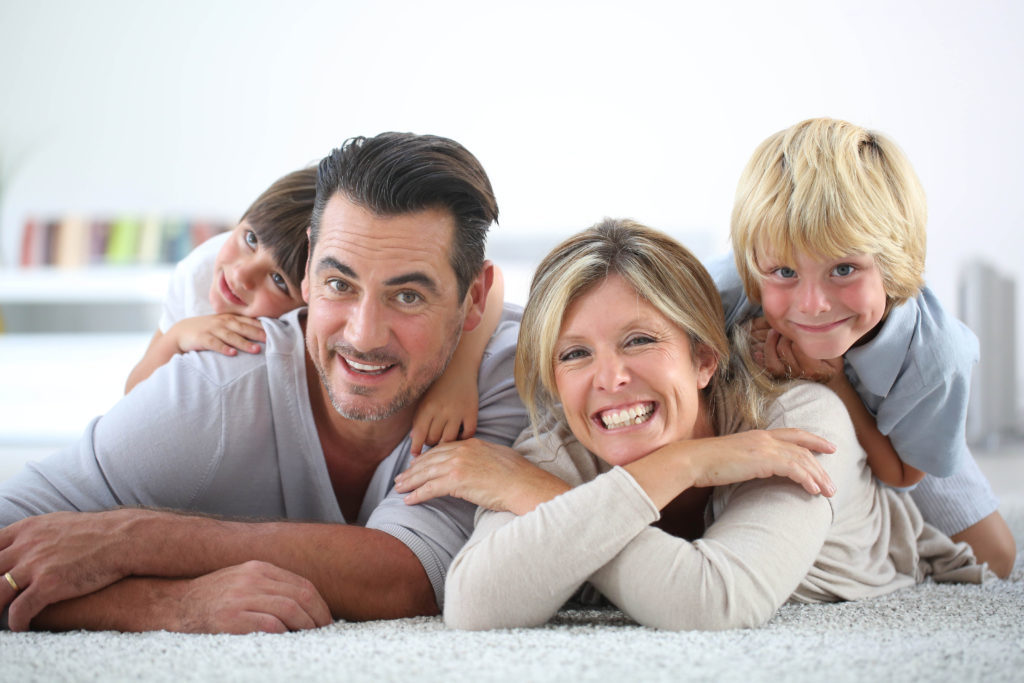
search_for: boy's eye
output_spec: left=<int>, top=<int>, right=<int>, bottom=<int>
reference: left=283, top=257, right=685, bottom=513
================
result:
left=774, top=267, right=797, bottom=279
left=832, top=264, right=855, bottom=277
left=396, top=291, right=423, bottom=305
left=271, top=272, right=290, bottom=294
left=244, top=230, right=258, bottom=250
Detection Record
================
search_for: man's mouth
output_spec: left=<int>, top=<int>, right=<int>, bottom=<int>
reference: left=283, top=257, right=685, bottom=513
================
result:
left=344, top=357, right=395, bottom=376
left=598, top=402, right=655, bottom=430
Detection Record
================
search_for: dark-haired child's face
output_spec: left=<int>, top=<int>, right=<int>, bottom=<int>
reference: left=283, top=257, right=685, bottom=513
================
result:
left=756, top=249, right=887, bottom=360
left=209, top=221, right=307, bottom=319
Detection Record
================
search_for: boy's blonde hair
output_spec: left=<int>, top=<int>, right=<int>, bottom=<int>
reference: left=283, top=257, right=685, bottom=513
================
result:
left=731, top=118, right=927, bottom=306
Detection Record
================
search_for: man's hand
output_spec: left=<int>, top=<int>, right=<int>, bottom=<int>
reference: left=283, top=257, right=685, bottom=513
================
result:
left=0, top=509, right=141, bottom=630
left=168, top=561, right=332, bottom=634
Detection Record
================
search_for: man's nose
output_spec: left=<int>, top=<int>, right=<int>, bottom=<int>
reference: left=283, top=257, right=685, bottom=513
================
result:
left=346, top=298, right=388, bottom=351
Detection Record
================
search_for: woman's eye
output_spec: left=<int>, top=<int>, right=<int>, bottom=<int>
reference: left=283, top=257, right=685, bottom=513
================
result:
left=832, top=264, right=855, bottom=277
left=626, top=335, right=655, bottom=347
left=271, top=273, right=290, bottom=294
left=557, top=348, right=588, bottom=363
left=244, top=230, right=258, bottom=250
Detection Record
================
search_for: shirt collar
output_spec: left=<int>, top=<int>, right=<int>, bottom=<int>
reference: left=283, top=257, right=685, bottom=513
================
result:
left=844, top=299, right=918, bottom=397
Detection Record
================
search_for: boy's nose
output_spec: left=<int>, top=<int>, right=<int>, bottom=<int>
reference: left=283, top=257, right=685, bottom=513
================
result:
left=797, top=282, right=830, bottom=314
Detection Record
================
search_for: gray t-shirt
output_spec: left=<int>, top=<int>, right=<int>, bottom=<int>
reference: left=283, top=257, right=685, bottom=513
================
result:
left=0, top=305, right=529, bottom=607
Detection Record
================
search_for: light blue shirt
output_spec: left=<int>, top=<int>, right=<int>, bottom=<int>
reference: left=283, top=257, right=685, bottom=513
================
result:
left=709, top=253, right=978, bottom=478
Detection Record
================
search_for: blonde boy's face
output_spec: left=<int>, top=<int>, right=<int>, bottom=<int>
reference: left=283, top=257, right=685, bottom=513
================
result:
left=209, top=221, right=306, bottom=319
left=755, top=248, right=887, bottom=360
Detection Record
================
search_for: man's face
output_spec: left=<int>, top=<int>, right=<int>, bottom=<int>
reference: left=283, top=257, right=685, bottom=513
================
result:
left=302, top=193, right=480, bottom=424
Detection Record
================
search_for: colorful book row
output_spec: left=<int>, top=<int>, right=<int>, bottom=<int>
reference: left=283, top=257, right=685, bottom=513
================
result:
left=19, top=216, right=230, bottom=268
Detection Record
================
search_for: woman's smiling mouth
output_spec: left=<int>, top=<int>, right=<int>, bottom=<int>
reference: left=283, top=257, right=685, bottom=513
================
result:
left=597, top=402, right=655, bottom=430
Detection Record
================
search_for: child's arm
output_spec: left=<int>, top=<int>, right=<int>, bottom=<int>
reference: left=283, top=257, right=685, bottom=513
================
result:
left=125, top=314, right=267, bottom=393
left=409, top=266, right=506, bottom=455
left=754, top=320, right=925, bottom=488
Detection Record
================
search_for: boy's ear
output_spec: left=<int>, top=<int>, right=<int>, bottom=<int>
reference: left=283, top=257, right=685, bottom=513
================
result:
left=462, top=260, right=494, bottom=332
left=301, top=227, right=311, bottom=303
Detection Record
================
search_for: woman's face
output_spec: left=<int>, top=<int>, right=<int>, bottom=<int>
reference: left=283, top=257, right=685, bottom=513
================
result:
left=552, top=274, right=718, bottom=467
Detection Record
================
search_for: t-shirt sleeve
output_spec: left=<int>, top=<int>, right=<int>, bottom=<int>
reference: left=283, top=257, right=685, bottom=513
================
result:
left=365, top=306, right=530, bottom=610
left=0, top=355, right=230, bottom=526
left=159, top=256, right=191, bottom=333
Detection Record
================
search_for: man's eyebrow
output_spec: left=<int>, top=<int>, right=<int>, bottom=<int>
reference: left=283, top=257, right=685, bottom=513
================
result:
left=385, top=272, right=439, bottom=296
left=315, top=256, right=356, bottom=279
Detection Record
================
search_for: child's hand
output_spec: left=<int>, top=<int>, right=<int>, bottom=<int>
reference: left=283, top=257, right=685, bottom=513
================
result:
left=750, top=317, right=842, bottom=383
left=410, top=377, right=479, bottom=455
left=169, top=314, right=267, bottom=356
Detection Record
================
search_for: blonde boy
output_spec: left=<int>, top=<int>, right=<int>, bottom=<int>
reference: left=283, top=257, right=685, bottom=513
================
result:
left=715, top=117, right=1015, bottom=576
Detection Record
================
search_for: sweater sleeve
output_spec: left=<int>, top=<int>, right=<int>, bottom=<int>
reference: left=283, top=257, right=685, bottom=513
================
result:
left=443, top=466, right=659, bottom=630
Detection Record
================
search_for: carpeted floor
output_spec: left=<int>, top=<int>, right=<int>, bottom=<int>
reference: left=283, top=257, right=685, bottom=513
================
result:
left=2, top=497, right=1022, bottom=683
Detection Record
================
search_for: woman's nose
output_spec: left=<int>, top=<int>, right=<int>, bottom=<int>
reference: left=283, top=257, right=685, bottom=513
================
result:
left=594, top=351, right=630, bottom=391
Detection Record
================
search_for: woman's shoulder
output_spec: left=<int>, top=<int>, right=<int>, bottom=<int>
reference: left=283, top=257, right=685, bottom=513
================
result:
left=513, top=416, right=610, bottom=487
left=766, top=381, right=846, bottom=427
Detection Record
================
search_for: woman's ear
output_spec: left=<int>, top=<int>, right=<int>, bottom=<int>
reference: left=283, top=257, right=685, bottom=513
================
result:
left=694, top=343, right=718, bottom=390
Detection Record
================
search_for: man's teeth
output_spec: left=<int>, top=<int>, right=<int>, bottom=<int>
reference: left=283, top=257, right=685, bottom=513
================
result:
left=601, top=404, right=653, bottom=430
left=348, top=359, right=389, bottom=374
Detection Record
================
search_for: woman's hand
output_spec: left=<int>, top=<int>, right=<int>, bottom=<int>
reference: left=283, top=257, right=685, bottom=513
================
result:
left=394, top=439, right=570, bottom=515
left=626, top=428, right=837, bottom=510
left=169, top=314, right=267, bottom=356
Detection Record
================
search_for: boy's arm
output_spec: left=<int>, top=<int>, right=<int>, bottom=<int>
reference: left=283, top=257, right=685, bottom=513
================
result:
left=825, top=372, right=925, bottom=488
left=410, top=266, right=506, bottom=453
left=125, top=315, right=267, bottom=393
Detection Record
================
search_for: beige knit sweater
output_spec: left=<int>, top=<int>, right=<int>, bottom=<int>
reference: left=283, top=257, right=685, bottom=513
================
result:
left=444, top=382, right=989, bottom=631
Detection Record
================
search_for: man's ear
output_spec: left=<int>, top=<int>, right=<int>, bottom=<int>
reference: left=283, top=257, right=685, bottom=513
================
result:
left=301, top=227, right=311, bottom=303
left=462, top=260, right=494, bottom=332
left=694, top=343, right=718, bottom=390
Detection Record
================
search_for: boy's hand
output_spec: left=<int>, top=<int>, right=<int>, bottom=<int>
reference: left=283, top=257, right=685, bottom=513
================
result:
left=170, top=314, right=267, bottom=356
left=409, top=377, right=479, bottom=455
left=750, top=317, right=842, bottom=383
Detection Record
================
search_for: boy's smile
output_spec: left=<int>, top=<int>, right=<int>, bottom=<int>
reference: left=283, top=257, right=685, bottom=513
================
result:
left=756, top=249, right=887, bottom=360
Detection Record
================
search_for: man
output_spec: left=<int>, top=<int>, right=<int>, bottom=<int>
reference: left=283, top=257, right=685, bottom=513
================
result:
left=0, top=133, right=527, bottom=633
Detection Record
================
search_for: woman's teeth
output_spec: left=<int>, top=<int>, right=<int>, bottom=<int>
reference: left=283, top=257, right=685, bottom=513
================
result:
left=600, top=403, right=654, bottom=430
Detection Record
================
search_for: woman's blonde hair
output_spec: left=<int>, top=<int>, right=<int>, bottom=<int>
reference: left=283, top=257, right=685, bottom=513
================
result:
left=731, top=117, right=927, bottom=306
left=516, top=218, right=775, bottom=438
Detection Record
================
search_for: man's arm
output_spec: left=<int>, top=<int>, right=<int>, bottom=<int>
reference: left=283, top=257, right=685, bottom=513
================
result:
left=3, top=510, right=436, bottom=631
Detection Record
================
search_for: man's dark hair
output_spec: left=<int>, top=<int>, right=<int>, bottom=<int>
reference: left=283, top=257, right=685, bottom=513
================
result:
left=311, top=133, right=499, bottom=298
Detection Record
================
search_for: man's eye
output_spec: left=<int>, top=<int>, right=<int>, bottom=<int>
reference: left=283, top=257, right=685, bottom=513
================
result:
left=832, top=264, right=855, bottom=277
left=271, top=273, right=290, bottom=294
left=327, top=278, right=350, bottom=293
left=396, top=291, right=422, bottom=305
left=244, top=230, right=258, bottom=250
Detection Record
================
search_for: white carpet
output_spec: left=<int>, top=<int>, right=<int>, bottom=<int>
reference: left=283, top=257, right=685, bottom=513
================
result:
left=3, top=497, right=1023, bottom=683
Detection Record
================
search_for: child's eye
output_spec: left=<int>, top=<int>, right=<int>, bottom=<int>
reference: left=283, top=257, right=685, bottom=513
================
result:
left=271, top=273, right=290, bottom=294
left=244, top=230, right=259, bottom=250
left=832, top=264, right=855, bottom=277
left=774, top=267, right=797, bottom=279
left=557, top=347, right=589, bottom=363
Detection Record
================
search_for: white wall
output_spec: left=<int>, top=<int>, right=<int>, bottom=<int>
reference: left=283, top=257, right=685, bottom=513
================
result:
left=2, top=0, right=1023, bottom=412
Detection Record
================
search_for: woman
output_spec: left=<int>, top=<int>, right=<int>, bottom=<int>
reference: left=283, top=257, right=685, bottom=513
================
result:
left=396, top=219, right=987, bottom=631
